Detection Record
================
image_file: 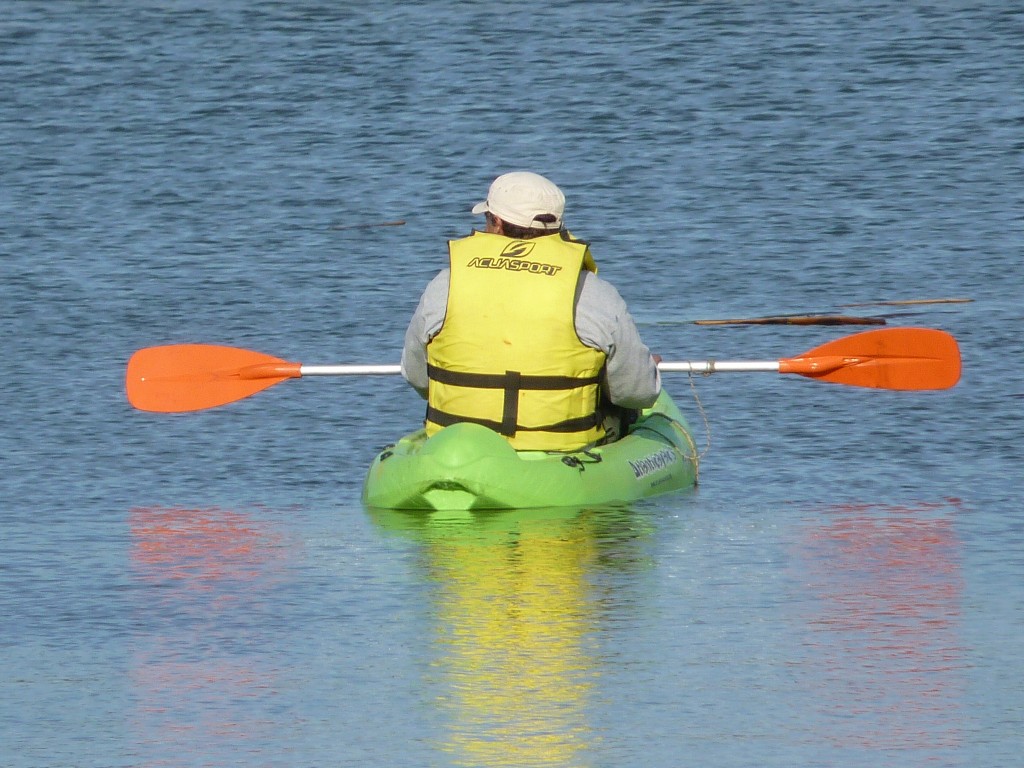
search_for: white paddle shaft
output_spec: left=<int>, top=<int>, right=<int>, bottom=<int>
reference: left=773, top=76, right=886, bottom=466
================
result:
left=297, top=362, right=781, bottom=376
left=657, top=361, right=782, bottom=374
left=300, top=364, right=402, bottom=376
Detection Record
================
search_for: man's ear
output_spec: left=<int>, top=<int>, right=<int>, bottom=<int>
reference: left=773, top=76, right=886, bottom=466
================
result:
left=486, top=214, right=505, bottom=235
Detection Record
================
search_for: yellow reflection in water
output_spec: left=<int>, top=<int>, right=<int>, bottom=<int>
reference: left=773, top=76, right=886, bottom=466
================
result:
left=370, top=507, right=642, bottom=768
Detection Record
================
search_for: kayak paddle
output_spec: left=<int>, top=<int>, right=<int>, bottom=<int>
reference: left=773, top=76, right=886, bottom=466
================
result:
left=126, top=327, right=961, bottom=413
left=658, top=327, right=961, bottom=390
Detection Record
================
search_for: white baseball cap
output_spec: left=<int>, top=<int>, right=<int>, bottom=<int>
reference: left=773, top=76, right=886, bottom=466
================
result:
left=471, top=171, right=565, bottom=230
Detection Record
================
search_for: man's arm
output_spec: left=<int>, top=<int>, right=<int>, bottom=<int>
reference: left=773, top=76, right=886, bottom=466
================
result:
left=574, top=272, right=661, bottom=409
left=400, top=270, right=450, bottom=398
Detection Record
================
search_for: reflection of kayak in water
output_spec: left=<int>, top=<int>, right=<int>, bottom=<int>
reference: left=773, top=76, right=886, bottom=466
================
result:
left=366, top=503, right=602, bottom=539
left=368, top=505, right=653, bottom=767
left=362, top=390, right=698, bottom=511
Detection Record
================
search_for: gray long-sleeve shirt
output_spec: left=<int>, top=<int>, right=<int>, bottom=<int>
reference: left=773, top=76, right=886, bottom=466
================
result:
left=401, top=268, right=661, bottom=408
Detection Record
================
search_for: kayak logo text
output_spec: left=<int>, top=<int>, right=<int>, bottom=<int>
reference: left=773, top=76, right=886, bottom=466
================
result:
left=629, top=449, right=677, bottom=479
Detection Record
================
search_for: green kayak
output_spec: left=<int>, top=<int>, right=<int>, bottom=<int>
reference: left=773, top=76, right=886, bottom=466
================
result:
left=362, top=390, right=698, bottom=510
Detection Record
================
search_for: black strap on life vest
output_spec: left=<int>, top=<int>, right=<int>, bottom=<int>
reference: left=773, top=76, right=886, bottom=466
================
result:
left=426, top=364, right=601, bottom=438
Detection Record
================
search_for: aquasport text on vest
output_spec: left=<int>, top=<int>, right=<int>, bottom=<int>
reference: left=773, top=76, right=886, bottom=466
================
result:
left=466, top=253, right=563, bottom=277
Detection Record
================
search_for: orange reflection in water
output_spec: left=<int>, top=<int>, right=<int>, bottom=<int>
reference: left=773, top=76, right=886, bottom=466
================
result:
left=127, top=506, right=293, bottom=765
left=130, top=506, right=286, bottom=586
left=795, top=501, right=965, bottom=751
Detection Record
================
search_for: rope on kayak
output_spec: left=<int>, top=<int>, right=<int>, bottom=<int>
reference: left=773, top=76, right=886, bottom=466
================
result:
left=560, top=450, right=603, bottom=471
left=684, top=371, right=713, bottom=475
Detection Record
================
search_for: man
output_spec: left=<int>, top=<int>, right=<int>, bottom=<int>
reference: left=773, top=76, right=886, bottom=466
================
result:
left=401, top=171, right=661, bottom=451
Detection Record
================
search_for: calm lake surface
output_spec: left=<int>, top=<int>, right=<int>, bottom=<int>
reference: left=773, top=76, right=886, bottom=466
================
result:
left=3, top=2, right=1022, bottom=766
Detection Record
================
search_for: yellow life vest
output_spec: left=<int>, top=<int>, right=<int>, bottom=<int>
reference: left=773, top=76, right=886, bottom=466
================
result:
left=426, top=231, right=606, bottom=451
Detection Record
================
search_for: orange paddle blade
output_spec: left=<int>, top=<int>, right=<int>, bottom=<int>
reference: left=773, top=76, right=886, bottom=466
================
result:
left=778, top=327, right=961, bottom=390
left=126, top=344, right=302, bottom=412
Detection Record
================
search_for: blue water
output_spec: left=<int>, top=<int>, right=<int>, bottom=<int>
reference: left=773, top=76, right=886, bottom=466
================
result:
left=3, top=2, right=1022, bottom=766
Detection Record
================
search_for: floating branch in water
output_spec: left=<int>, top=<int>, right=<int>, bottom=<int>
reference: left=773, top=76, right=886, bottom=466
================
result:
left=694, top=315, right=886, bottom=326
